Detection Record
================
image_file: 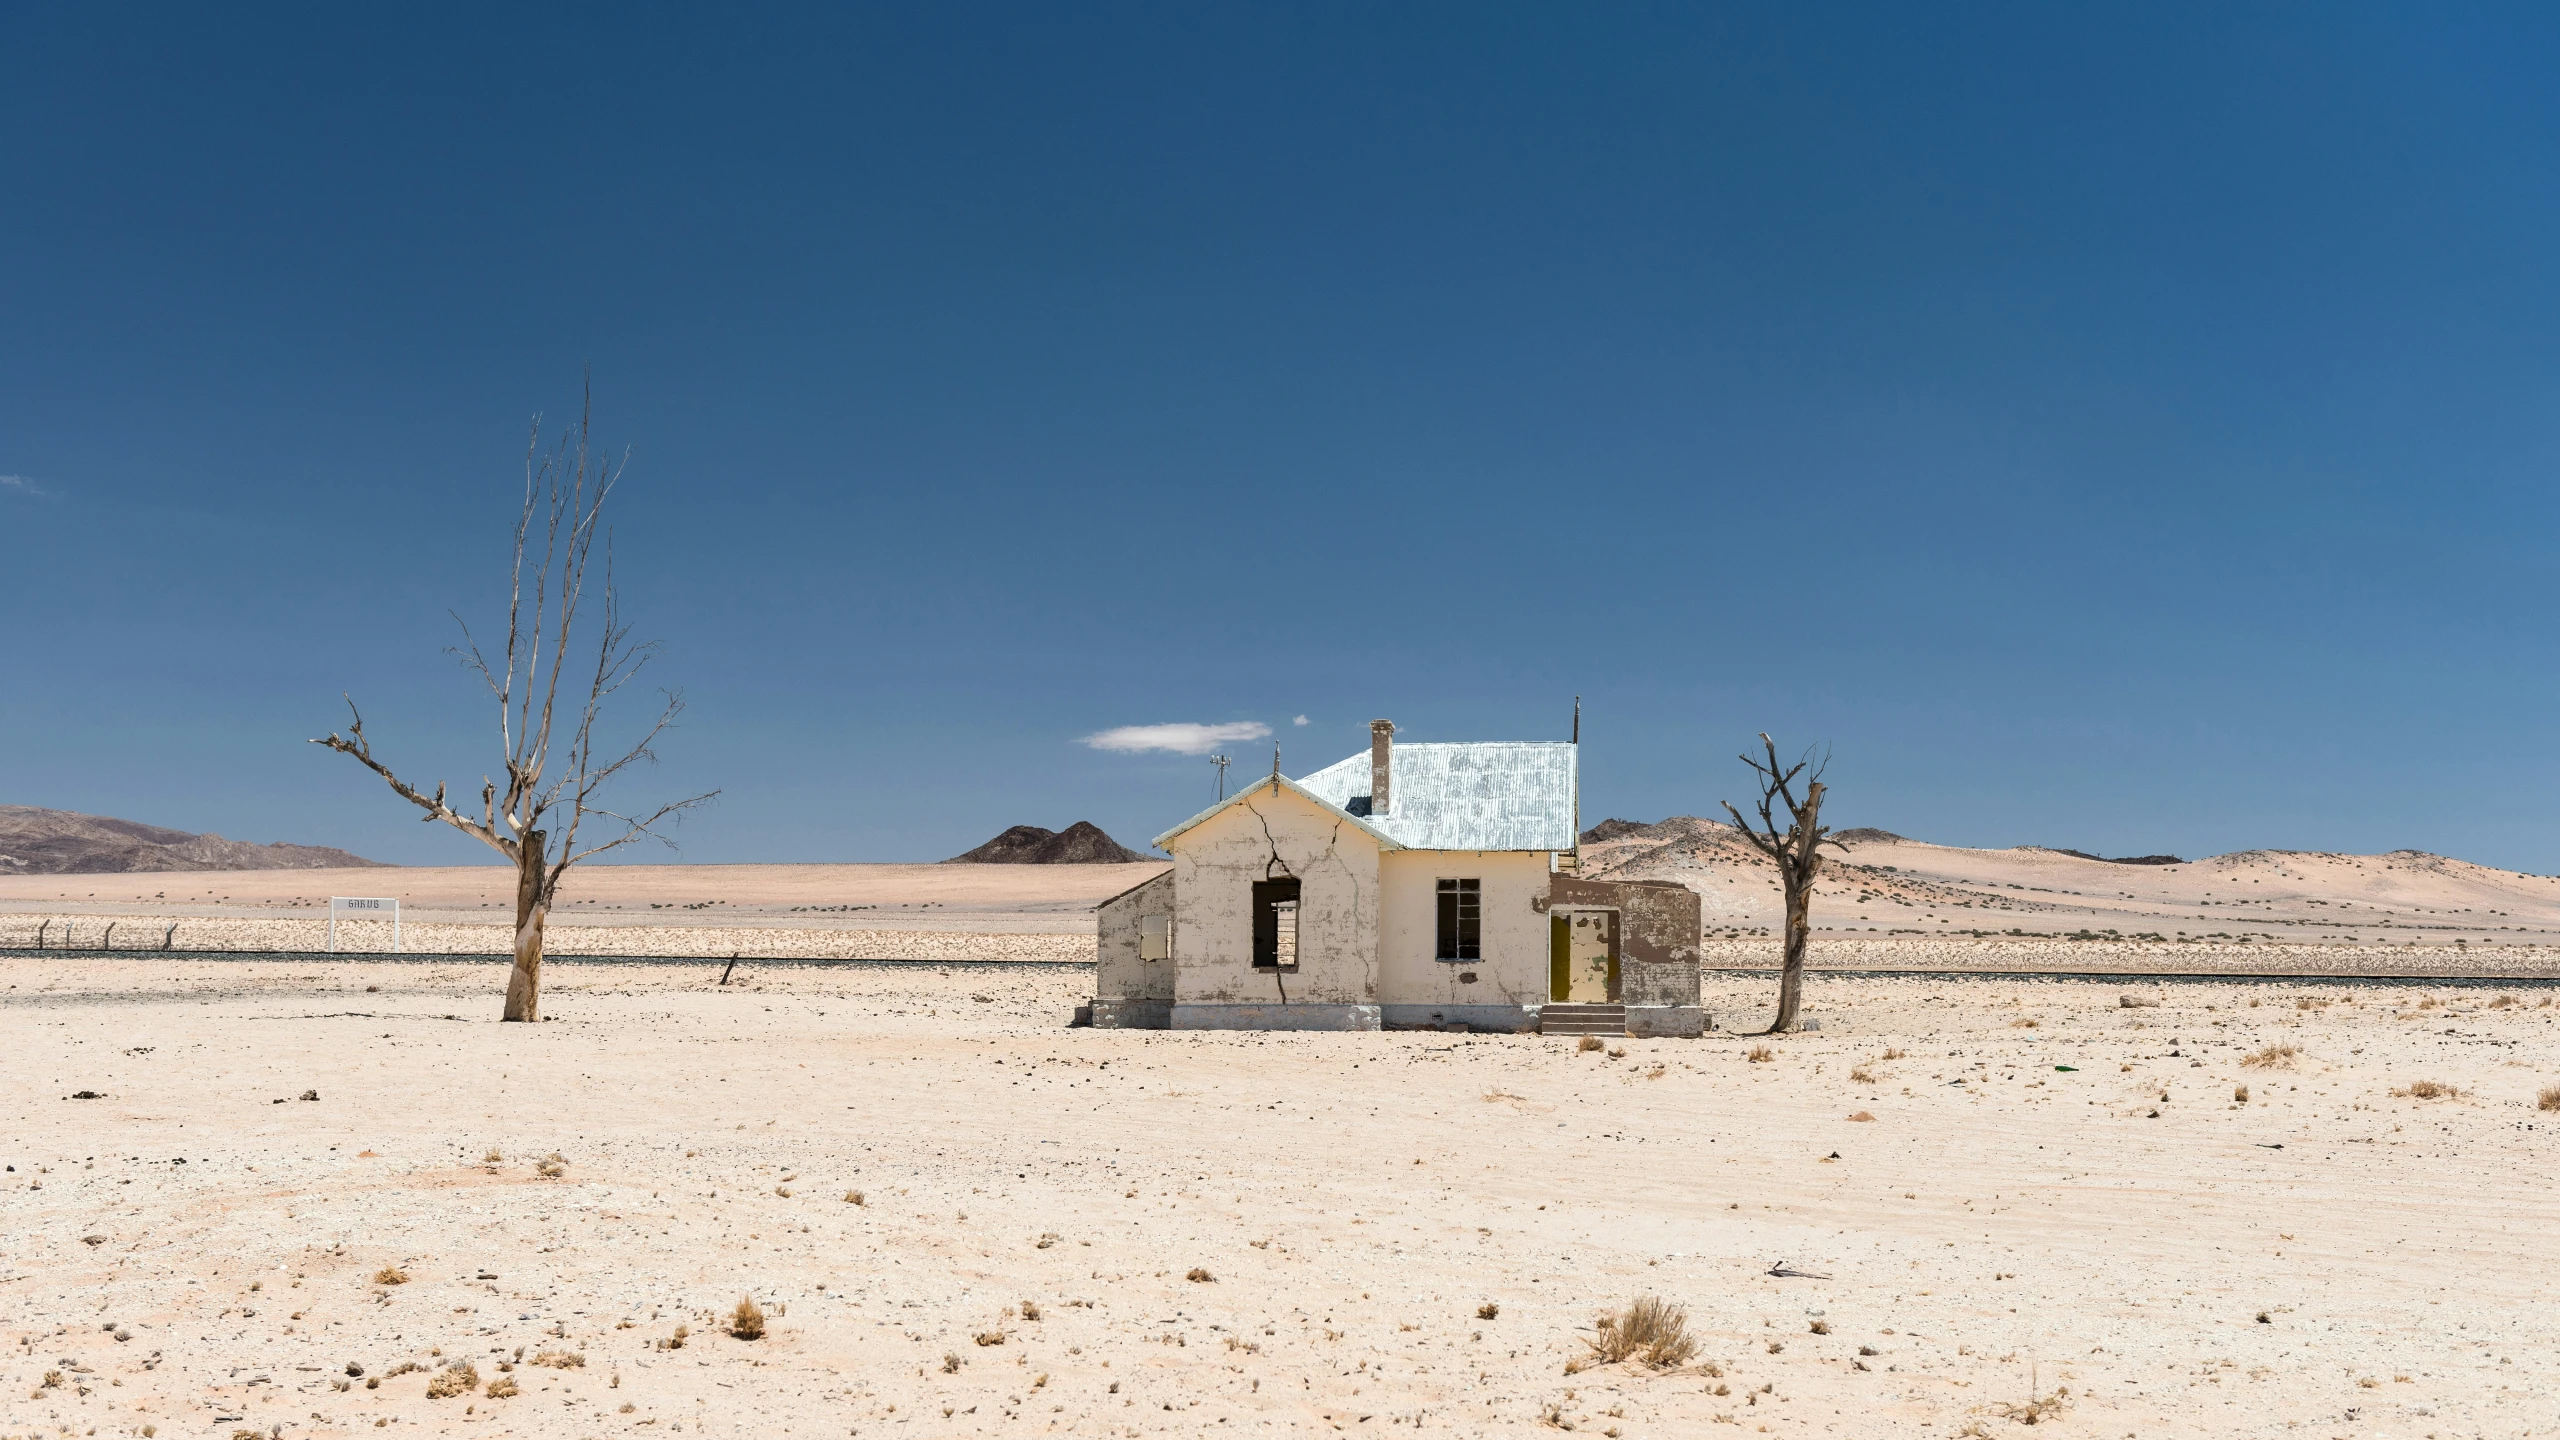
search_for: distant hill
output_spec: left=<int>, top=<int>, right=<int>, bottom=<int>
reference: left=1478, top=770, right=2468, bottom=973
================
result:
left=946, top=821, right=1154, bottom=865
left=0, top=806, right=386, bottom=875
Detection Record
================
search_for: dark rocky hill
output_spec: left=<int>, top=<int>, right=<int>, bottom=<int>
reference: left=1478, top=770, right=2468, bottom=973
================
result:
left=0, top=806, right=386, bottom=875
left=946, top=821, right=1154, bottom=864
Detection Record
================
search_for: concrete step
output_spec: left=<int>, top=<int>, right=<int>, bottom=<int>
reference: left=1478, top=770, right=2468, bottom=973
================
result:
left=1539, top=1003, right=1626, bottom=1037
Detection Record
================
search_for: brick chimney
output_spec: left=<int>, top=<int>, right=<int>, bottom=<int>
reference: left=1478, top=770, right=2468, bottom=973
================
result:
left=1369, top=719, right=1395, bottom=814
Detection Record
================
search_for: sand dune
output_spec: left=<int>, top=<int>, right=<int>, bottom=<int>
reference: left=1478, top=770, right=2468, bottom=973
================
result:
left=1588, top=818, right=2560, bottom=951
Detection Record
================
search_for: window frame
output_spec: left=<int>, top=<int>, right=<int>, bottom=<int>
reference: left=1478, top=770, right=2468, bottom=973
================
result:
left=1435, top=877, right=1481, bottom=961
left=1251, top=878, right=1303, bottom=970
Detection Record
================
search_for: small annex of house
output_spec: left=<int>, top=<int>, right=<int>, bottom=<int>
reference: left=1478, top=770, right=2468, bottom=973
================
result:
left=1091, top=720, right=1705, bottom=1037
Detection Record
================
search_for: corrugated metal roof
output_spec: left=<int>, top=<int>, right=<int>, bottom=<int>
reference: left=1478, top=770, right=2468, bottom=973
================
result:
left=1295, top=742, right=1576, bottom=852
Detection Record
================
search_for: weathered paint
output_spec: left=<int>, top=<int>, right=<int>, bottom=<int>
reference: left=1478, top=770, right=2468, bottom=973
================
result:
left=1379, top=1003, right=1539, bottom=1033
left=1094, top=869, right=1177, bottom=1020
left=1376, top=849, right=1552, bottom=1015
left=1173, top=1002, right=1381, bottom=1031
left=1090, top=997, right=1173, bottom=1029
left=1169, top=781, right=1383, bottom=1008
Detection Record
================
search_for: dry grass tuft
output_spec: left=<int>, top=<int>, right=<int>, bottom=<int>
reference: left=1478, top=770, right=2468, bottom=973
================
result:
left=974, top=1331, right=1005, bottom=1347
left=482, top=1149, right=502, bottom=1163
left=1478, top=1301, right=1500, bottom=1320
left=2240, top=1044, right=2300, bottom=1069
left=730, top=1297, right=767, bottom=1340
left=1578, top=1035, right=1605, bottom=1053
left=424, top=1363, right=478, bottom=1399
left=374, top=1266, right=410, bottom=1286
left=2009, top=1017, right=2039, bottom=1029
left=845, top=1190, right=865, bottom=1206
left=1607, top=1045, right=1628, bottom=1058
left=2233, top=1084, right=2249, bottom=1103
left=1747, top=1045, right=1774, bottom=1064
left=2539, top=1085, right=2560, bottom=1113
left=659, top=1324, right=689, bottom=1351
left=2488, top=993, right=2518, bottom=1009
left=530, top=1351, right=584, bottom=1369
left=2392, top=1080, right=2459, bottom=1100
left=941, top=1352, right=962, bottom=1374
left=1187, top=1267, right=1214, bottom=1283
left=1849, top=1066, right=1876, bottom=1084
left=1882, top=1047, right=1906, bottom=1060
left=1808, top=1319, right=1830, bottom=1334
left=2296, top=996, right=2329, bottom=1011
left=485, top=1376, right=520, bottom=1399
left=1583, top=1295, right=1697, bottom=1369
left=535, top=1153, right=566, bottom=1179
left=1019, top=1299, right=1041, bottom=1321
left=1989, top=1387, right=2071, bottom=1424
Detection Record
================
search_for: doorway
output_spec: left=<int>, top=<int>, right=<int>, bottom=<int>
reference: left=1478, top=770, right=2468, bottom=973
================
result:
left=1548, top=909, right=1618, bottom=1002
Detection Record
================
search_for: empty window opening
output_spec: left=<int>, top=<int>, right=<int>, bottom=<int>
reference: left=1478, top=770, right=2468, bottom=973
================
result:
left=1252, top=879, right=1302, bottom=970
left=1437, top=878, right=1481, bottom=961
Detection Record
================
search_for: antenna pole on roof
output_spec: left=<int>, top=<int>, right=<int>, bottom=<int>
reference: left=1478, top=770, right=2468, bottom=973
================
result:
left=1271, top=742, right=1282, bottom=794
left=1209, top=753, right=1233, bottom=802
left=1573, top=696, right=1580, bottom=744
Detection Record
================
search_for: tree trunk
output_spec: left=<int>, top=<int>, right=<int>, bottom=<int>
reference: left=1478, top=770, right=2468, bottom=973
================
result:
left=1771, top=878, right=1809, bottom=1032
left=503, top=829, right=548, bottom=1022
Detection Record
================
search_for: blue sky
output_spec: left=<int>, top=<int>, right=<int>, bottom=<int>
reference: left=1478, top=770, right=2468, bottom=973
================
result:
left=6, top=5, right=2560, bottom=870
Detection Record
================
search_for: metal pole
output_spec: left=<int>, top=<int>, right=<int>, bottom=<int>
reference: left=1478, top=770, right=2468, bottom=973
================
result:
left=327, top=901, right=336, bottom=954
left=392, top=902, right=400, bottom=955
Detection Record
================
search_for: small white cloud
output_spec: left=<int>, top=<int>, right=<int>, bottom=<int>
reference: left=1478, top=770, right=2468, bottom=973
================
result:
left=1293, top=714, right=1310, bottom=726
left=0, top=475, right=44, bottom=497
left=1083, top=721, right=1273, bottom=756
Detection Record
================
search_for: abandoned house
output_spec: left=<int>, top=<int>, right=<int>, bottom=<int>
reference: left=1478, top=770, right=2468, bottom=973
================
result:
left=1091, top=720, right=1704, bottom=1036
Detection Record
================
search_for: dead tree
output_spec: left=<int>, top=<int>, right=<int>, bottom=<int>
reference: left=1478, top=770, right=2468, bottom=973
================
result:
left=1722, top=734, right=1845, bottom=1034
left=313, top=383, right=714, bottom=1020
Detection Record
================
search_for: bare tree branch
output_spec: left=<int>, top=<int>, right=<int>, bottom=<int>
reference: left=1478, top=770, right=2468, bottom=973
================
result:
left=311, top=373, right=716, bottom=1021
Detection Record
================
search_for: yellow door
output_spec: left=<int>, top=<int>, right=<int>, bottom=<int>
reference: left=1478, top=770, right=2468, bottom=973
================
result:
left=1566, top=912, right=1614, bottom=1002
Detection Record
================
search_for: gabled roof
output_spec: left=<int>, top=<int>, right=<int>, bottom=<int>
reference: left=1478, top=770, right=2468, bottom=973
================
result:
left=1150, top=773, right=1404, bottom=853
left=1296, top=742, right=1576, bottom=852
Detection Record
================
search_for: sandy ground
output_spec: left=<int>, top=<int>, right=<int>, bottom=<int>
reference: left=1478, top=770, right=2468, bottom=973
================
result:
left=9, top=957, right=2559, bottom=1438
left=0, top=865, right=1167, bottom=962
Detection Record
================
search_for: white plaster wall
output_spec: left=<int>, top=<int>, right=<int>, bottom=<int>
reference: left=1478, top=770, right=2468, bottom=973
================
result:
left=1094, top=869, right=1176, bottom=1002
left=1169, top=786, right=1382, bottom=1005
left=1376, top=850, right=1554, bottom=1007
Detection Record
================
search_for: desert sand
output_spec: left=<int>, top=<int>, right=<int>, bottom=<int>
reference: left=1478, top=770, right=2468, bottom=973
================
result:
left=9, top=956, right=2559, bottom=1438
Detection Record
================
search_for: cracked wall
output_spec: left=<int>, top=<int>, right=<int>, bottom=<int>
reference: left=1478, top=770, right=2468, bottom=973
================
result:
left=1169, top=785, right=1381, bottom=1005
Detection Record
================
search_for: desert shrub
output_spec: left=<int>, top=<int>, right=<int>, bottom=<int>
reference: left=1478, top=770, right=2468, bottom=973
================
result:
left=2234, top=1084, right=2249, bottom=1103
left=1747, top=1045, right=1774, bottom=1063
left=2392, top=1080, right=2458, bottom=1100
left=1578, top=1036, right=1605, bottom=1053
left=1019, top=1300, right=1040, bottom=1321
left=535, top=1154, right=566, bottom=1179
left=530, top=1351, right=584, bottom=1369
left=2540, top=1085, right=2560, bottom=1113
left=2009, top=1017, right=2039, bottom=1029
left=1478, top=1302, right=1500, bottom=1320
left=730, top=1297, right=766, bottom=1340
left=1882, top=1048, right=1906, bottom=1060
left=1849, top=1066, right=1876, bottom=1084
left=2240, top=1044, right=2300, bottom=1069
left=846, top=1190, right=865, bottom=1206
left=1187, top=1268, right=1214, bottom=1283
left=374, top=1266, right=409, bottom=1286
left=485, top=1376, right=519, bottom=1398
left=974, top=1331, right=1005, bottom=1346
left=1584, top=1295, right=1697, bottom=1369
left=1809, top=1319, right=1829, bottom=1334
left=425, top=1363, right=478, bottom=1399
